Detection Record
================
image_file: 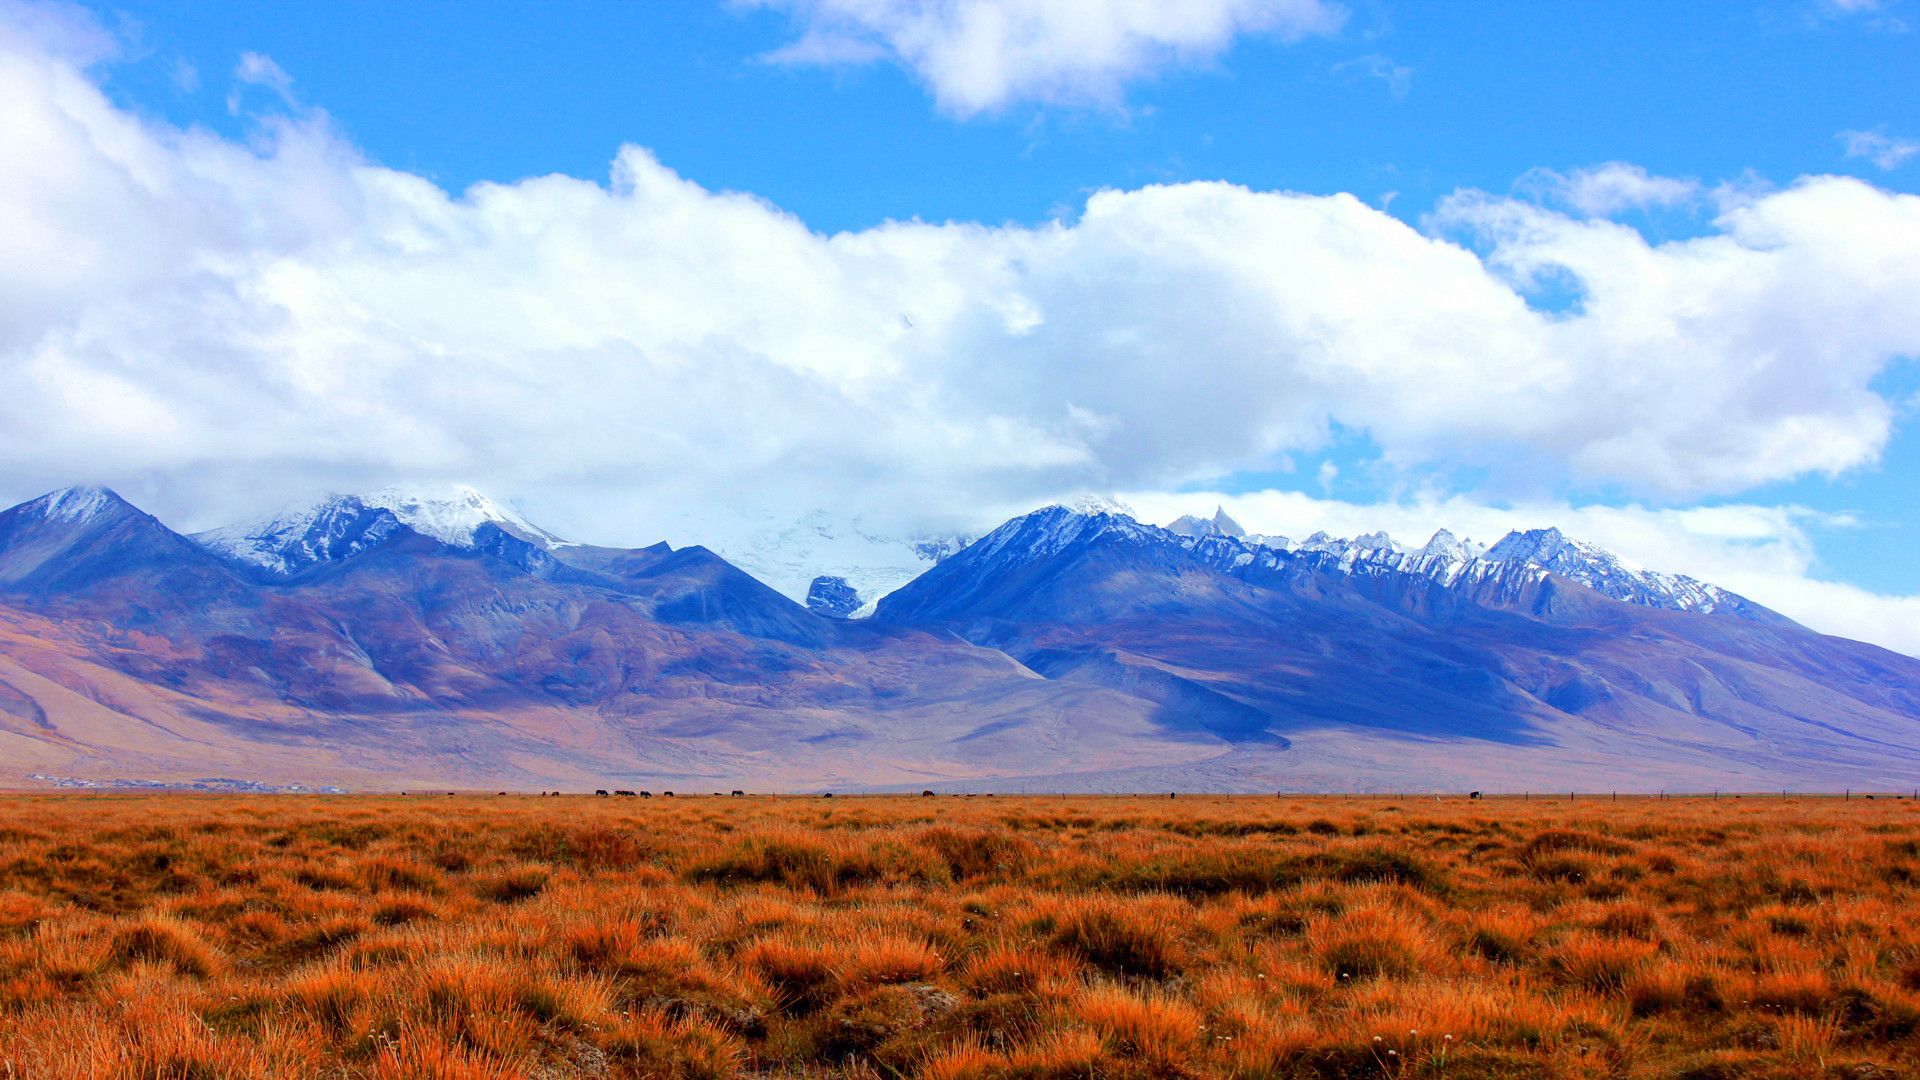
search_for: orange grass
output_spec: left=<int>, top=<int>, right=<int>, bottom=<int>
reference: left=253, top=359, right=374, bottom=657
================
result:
left=0, top=792, right=1915, bottom=1077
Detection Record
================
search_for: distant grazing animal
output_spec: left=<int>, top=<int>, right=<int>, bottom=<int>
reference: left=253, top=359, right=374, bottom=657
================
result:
left=595, top=789, right=609, bottom=797
left=1169, top=792, right=1176, bottom=799
left=663, top=791, right=674, bottom=797
left=730, top=790, right=745, bottom=796
left=615, top=790, right=636, bottom=797
left=1470, top=791, right=1482, bottom=800
left=922, top=790, right=935, bottom=797
left=639, top=791, right=652, bottom=798
left=823, top=792, right=834, bottom=799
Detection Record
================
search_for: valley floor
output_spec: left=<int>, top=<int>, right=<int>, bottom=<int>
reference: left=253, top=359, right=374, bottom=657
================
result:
left=0, top=794, right=1916, bottom=1078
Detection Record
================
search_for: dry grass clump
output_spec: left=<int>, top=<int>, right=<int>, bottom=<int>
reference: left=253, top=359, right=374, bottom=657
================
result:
left=0, top=792, right=1916, bottom=1077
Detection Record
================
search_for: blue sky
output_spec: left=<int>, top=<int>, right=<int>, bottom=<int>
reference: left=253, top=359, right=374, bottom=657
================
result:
left=101, top=1, right=1915, bottom=233
left=1, top=0, right=1918, bottom=648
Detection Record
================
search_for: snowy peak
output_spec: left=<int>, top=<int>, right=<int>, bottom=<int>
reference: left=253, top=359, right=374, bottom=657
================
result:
left=1419, top=529, right=1486, bottom=561
left=1486, top=527, right=1579, bottom=565
left=1066, top=494, right=1136, bottom=518
left=1165, top=513, right=1211, bottom=537
left=1291, top=530, right=1403, bottom=559
left=0, top=487, right=236, bottom=595
left=1168, top=506, right=1247, bottom=539
left=360, top=485, right=568, bottom=549
left=1141, top=508, right=1770, bottom=623
left=974, top=503, right=1160, bottom=567
left=1480, top=527, right=1746, bottom=617
left=20, top=485, right=130, bottom=525
left=197, top=484, right=567, bottom=577
left=1352, top=530, right=1398, bottom=553
left=197, top=497, right=406, bottom=576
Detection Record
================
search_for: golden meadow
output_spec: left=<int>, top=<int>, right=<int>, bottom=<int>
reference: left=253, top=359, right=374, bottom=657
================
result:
left=1, top=793, right=1916, bottom=1078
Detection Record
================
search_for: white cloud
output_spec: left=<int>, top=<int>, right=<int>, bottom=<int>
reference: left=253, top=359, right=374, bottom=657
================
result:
left=1517, top=162, right=1699, bottom=217
left=234, top=51, right=289, bottom=91
left=747, top=0, right=1347, bottom=116
left=2, top=5, right=1920, bottom=652
left=228, top=50, right=294, bottom=113
left=1331, top=52, right=1411, bottom=98
left=1839, top=129, right=1920, bottom=170
left=0, top=0, right=114, bottom=65
left=1814, top=0, right=1909, bottom=31
left=1119, top=488, right=1920, bottom=656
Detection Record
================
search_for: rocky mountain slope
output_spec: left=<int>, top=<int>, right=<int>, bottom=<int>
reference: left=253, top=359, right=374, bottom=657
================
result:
left=875, top=505, right=1920, bottom=790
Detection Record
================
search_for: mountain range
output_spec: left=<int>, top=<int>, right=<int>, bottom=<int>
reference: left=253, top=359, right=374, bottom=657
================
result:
left=1, top=485, right=1916, bottom=792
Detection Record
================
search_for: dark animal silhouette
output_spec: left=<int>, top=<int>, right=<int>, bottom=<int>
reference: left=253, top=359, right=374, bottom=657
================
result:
left=1470, top=791, right=1482, bottom=800
left=615, top=790, right=636, bottom=797
left=639, top=791, right=652, bottom=798
left=823, top=792, right=834, bottom=799
left=730, top=790, right=745, bottom=796
left=595, top=789, right=609, bottom=797
left=922, top=790, right=936, bottom=797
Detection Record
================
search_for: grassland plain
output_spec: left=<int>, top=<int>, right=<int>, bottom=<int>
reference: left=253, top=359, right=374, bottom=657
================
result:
left=0, top=793, right=1917, bottom=1079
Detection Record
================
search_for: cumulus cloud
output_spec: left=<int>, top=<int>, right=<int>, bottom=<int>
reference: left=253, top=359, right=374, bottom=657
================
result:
left=747, top=0, right=1347, bottom=116
left=3, top=6, right=1920, bottom=657
left=1840, top=129, right=1920, bottom=170
left=1120, top=488, right=1920, bottom=656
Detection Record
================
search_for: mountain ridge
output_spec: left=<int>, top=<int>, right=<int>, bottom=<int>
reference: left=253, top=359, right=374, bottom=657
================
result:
left=0, top=485, right=1913, bottom=792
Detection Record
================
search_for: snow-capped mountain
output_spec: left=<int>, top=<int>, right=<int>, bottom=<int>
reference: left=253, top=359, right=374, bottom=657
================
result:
left=0, top=485, right=251, bottom=599
left=911, top=502, right=1777, bottom=625
left=1167, top=506, right=1245, bottom=539
left=357, top=485, right=568, bottom=549
left=5, top=484, right=1919, bottom=793
left=24, top=485, right=119, bottom=524
left=1480, top=527, right=1756, bottom=618
left=1100, top=507, right=1746, bottom=620
left=197, top=485, right=567, bottom=576
left=1419, top=528, right=1485, bottom=563
left=872, top=501, right=1919, bottom=793
left=1167, top=505, right=1292, bottom=548
left=197, top=487, right=965, bottom=615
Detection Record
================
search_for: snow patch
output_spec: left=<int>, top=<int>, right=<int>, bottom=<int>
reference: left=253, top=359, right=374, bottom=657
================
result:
left=30, top=486, right=117, bottom=523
